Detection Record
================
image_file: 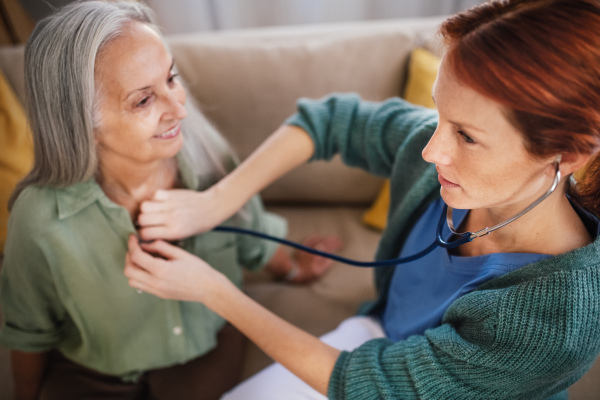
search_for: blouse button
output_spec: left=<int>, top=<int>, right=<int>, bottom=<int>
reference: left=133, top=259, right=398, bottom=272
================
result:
left=172, top=326, right=183, bottom=335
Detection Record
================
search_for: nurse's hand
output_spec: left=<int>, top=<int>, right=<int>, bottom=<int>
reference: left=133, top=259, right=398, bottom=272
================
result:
left=125, top=235, right=234, bottom=306
left=137, top=125, right=314, bottom=241
left=125, top=234, right=339, bottom=396
left=137, top=186, right=238, bottom=241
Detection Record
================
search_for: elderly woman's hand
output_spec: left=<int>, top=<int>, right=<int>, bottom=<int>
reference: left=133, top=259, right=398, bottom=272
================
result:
left=266, top=235, right=343, bottom=284
left=137, top=186, right=236, bottom=241
left=125, top=235, right=234, bottom=306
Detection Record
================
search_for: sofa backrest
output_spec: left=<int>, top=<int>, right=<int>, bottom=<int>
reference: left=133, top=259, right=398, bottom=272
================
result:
left=0, top=17, right=443, bottom=205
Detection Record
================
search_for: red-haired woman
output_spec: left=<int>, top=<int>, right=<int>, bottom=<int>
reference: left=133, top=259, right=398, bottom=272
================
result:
left=124, top=0, right=600, bottom=398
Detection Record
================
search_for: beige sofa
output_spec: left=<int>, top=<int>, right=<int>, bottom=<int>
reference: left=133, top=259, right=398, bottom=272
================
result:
left=0, top=17, right=598, bottom=399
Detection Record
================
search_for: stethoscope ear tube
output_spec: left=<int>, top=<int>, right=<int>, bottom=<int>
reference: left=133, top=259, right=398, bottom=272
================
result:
left=436, top=204, right=472, bottom=249
left=442, top=159, right=561, bottom=243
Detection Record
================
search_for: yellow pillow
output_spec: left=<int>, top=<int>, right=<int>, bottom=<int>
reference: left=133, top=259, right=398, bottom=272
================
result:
left=362, top=48, right=440, bottom=231
left=0, top=70, right=33, bottom=254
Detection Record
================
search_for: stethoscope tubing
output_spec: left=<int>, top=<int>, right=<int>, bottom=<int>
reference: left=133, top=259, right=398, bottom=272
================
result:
left=214, top=204, right=458, bottom=267
left=214, top=225, right=440, bottom=267
left=214, top=160, right=560, bottom=268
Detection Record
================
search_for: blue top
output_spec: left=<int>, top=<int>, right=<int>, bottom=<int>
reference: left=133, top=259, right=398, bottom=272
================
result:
left=288, top=94, right=600, bottom=399
left=380, top=198, right=552, bottom=341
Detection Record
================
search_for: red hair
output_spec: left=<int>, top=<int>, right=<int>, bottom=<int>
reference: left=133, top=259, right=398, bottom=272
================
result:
left=439, top=0, right=600, bottom=215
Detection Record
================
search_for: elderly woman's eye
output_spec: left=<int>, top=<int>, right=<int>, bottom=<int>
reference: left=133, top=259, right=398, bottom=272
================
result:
left=458, top=130, right=475, bottom=144
left=137, top=96, right=151, bottom=107
left=168, top=73, right=179, bottom=84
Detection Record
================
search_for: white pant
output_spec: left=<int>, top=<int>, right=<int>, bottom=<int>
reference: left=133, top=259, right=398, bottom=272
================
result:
left=221, top=316, right=385, bottom=400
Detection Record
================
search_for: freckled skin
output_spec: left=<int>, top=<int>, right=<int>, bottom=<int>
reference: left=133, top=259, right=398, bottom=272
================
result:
left=421, top=56, right=591, bottom=257
left=422, top=56, right=555, bottom=216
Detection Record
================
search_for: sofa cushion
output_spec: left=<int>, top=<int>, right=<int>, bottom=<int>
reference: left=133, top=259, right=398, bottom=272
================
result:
left=0, top=45, right=26, bottom=104
left=0, top=19, right=445, bottom=206
left=168, top=19, right=443, bottom=204
left=242, top=204, right=380, bottom=377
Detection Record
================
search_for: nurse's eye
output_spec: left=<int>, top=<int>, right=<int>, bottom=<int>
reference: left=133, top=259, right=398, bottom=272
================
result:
left=458, top=130, right=475, bottom=144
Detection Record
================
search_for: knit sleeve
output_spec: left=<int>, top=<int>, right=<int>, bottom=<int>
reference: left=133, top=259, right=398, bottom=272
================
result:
left=329, top=276, right=599, bottom=400
left=285, top=93, right=438, bottom=178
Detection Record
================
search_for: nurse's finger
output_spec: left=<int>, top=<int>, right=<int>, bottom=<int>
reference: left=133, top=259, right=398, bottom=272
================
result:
left=127, top=235, right=165, bottom=271
left=138, top=226, right=173, bottom=241
left=137, top=211, right=168, bottom=228
left=139, top=239, right=189, bottom=261
left=140, top=192, right=171, bottom=213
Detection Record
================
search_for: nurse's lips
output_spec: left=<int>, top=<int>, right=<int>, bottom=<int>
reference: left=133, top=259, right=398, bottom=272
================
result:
left=437, top=170, right=460, bottom=188
left=154, top=123, right=181, bottom=139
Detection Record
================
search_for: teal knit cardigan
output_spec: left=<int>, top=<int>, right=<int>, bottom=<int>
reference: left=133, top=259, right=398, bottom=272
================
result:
left=287, top=94, right=600, bottom=400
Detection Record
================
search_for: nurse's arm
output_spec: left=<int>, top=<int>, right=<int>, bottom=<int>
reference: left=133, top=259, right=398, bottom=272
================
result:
left=138, top=125, right=314, bottom=241
left=124, top=236, right=339, bottom=395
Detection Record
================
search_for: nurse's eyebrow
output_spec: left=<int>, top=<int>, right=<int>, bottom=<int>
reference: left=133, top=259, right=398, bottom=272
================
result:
left=450, top=120, right=487, bottom=133
left=431, top=94, right=486, bottom=133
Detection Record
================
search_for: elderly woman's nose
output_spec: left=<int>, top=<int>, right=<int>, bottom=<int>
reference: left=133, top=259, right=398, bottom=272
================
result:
left=164, top=91, right=187, bottom=120
left=422, top=127, right=452, bottom=166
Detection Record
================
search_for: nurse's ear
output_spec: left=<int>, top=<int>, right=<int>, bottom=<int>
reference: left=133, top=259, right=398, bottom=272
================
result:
left=553, top=152, right=594, bottom=178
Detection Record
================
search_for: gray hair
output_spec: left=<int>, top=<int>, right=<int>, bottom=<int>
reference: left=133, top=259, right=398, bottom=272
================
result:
left=9, top=0, right=235, bottom=209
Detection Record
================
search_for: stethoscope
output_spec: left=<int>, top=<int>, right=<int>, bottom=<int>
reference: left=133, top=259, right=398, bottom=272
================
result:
left=214, top=160, right=561, bottom=267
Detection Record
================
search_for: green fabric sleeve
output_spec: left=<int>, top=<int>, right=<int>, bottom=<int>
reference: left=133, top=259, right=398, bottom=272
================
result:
left=285, top=93, right=438, bottom=178
left=0, top=188, right=69, bottom=352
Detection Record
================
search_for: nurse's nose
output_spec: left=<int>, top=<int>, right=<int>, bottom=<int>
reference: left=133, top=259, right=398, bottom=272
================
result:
left=422, top=126, right=452, bottom=166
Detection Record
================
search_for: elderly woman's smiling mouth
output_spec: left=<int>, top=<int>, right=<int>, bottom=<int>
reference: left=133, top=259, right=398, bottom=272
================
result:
left=154, top=123, right=182, bottom=140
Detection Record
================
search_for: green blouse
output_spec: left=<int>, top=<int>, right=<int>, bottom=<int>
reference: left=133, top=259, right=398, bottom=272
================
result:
left=0, top=155, right=286, bottom=381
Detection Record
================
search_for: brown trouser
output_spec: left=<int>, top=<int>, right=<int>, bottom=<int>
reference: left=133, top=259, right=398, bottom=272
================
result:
left=39, top=324, right=246, bottom=400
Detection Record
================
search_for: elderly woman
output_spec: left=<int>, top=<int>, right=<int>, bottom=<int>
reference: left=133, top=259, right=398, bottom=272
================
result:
left=0, top=1, right=341, bottom=400
left=125, top=0, right=600, bottom=399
